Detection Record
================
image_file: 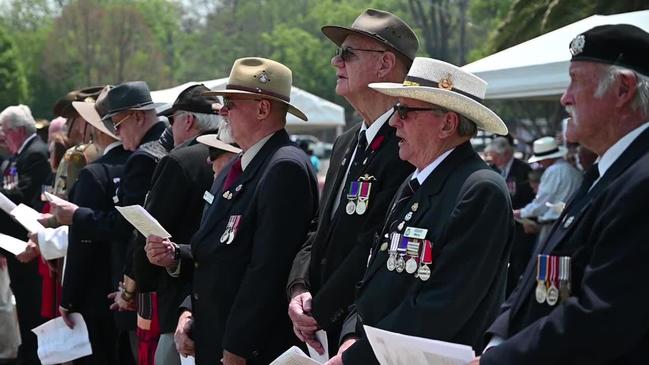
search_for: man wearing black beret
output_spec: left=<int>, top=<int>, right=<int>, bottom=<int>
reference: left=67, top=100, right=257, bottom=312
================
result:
left=475, top=24, right=649, bottom=365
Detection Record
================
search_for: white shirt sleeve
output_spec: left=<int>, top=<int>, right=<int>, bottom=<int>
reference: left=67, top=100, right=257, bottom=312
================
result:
left=37, top=226, right=69, bottom=260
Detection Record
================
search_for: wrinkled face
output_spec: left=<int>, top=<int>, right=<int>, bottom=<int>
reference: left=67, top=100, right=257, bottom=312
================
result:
left=218, top=96, right=260, bottom=147
left=331, top=34, right=386, bottom=98
left=2, top=122, right=24, bottom=154
left=171, top=111, right=192, bottom=147
left=389, top=97, right=447, bottom=169
left=561, top=62, right=610, bottom=150
left=112, top=111, right=141, bottom=151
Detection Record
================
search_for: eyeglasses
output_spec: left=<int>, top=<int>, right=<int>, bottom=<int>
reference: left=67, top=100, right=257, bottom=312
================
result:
left=112, top=113, right=133, bottom=130
left=393, top=102, right=448, bottom=120
left=221, top=97, right=261, bottom=111
left=334, top=46, right=385, bottom=62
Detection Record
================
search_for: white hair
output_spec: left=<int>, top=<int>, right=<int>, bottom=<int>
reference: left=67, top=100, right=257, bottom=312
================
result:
left=485, top=136, right=513, bottom=155
left=0, top=105, right=36, bottom=134
left=179, top=111, right=221, bottom=133
left=595, top=65, right=649, bottom=118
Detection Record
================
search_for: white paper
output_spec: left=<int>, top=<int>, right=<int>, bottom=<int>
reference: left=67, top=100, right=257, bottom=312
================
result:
left=115, top=205, right=171, bottom=238
left=10, top=203, right=45, bottom=234
left=0, top=233, right=29, bottom=256
left=0, top=192, right=16, bottom=214
left=307, top=330, right=329, bottom=363
left=270, top=346, right=322, bottom=365
left=31, top=313, right=92, bottom=364
left=363, top=325, right=475, bottom=365
left=43, top=191, right=68, bottom=205
left=180, top=355, right=195, bottom=365
left=38, top=226, right=69, bottom=260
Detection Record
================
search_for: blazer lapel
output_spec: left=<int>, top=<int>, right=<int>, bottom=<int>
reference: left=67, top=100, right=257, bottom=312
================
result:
left=321, top=125, right=360, bottom=224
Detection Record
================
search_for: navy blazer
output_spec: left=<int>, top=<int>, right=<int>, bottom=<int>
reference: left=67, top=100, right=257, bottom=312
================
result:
left=483, top=127, right=649, bottom=364
left=341, top=142, right=514, bottom=364
left=189, top=129, right=319, bottom=364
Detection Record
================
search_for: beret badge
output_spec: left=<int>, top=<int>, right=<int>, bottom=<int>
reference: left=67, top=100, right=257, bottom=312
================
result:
left=570, top=34, right=586, bottom=56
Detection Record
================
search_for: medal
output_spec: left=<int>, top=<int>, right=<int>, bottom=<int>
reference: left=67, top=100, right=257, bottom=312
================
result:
left=405, top=240, right=420, bottom=274
left=535, top=255, right=548, bottom=304
left=404, top=211, right=413, bottom=221
left=411, top=203, right=419, bottom=212
left=355, top=182, right=372, bottom=215
left=220, top=229, right=229, bottom=243
left=546, top=255, right=559, bottom=306
left=395, top=236, right=408, bottom=273
left=380, top=242, right=388, bottom=251
left=417, top=240, right=433, bottom=281
left=397, top=221, right=405, bottom=231
left=559, top=256, right=571, bottom=302
left=386, top=233, right=400, bottom=271
left=345, top=181, right=360, bottom=215
left=221, top=215, right=241, bottom=245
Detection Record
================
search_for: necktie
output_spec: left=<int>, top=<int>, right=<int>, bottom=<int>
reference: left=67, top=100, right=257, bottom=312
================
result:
left=573, top=163, right=600, bottom=201
left=222, top=157, right=243, bottom=192
left=384, top=178, right=420, bottom=229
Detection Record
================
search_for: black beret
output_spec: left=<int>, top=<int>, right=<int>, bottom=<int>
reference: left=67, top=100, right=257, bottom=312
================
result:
left=569, top=24, right=649, bottom=77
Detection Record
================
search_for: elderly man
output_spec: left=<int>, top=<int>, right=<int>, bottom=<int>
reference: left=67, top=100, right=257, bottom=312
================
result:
left=133, top=84, right=221, bottom=365
left=475, top=24, right=649, bottom=365
left=287, top=9, right=417, bottom=356
left=170, top=57, right=318, bottom=365
left=327, top=57, right=514, bottom=365
left=515, top=136, right=581, bottom=245
left=485, top=137, right=536, bottom=295
left=0, top=105, right=50, bottom=365
left=56, top=86, right=134, bottom=365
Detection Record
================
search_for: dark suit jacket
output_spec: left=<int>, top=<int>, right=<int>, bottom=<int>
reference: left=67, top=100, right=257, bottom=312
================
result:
left=0, top=135, right=50, bottom=210
left=341, top=142, right=514, bottom=364
left=189, top=129, right=318, bottom=364
left=497, top=158, right=536, bottom=295
left=71, top=122, right=167, bottom=247
left=287, top=120, right=413, bottom=351
left=133, top=136, right=214, bottom=333
left=482, top=127, right=649, bottom=365
left=61, top=144, right=133, bottom=329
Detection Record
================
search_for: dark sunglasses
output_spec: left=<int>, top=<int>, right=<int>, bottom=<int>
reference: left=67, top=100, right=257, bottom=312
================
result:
left=334, top=46, right=385, bottom=61
left=392, top=102, right=448, bottom=120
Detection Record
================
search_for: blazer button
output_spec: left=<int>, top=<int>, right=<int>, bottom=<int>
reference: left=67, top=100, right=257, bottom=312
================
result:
left=194, top=262, right=199, bottom=268
left=193, top=293, right=199, bottom=300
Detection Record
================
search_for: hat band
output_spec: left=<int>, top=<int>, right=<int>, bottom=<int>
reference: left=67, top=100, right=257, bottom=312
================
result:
left=534, top=147, right=560, bottom=157
left=403, top=76, right=484, bottom=104
left=226, top=84, right=290, bottom=103
left=107, top=100, right=155, bottom=115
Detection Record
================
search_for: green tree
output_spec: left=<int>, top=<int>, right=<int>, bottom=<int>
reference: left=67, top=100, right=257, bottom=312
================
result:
left=0, top=24, right=28, bottom=106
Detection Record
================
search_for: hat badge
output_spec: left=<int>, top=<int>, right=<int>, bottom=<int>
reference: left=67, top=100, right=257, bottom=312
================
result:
left=570, top=34, right=586, bottom=56
left=439, top=76, right=453, bottom=90
left=256, top=70, right=271, bottom=84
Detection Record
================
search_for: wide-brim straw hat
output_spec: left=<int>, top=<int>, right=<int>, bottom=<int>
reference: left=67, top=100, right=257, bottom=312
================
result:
left=369, top=57, right=508, bottom=135
left=204, top=57, right=307, bottom=121
left=528, top=136, right=567, bottom=163
left=197, top=134, right=242, bottom=155
left=72, top=86, right=120, bottom=140
left=321, top=8, right=419, bottom=61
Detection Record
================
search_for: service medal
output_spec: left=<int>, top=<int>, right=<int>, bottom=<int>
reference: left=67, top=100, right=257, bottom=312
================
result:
left=346, top=201, right=356, bottom=215
left=405, top=258, right=418, bottom=274
left=395, top=256, right=405, bottom=273
left=535, top=254, right=549, bottom=304
left=355, top=200, right=367, bottom=215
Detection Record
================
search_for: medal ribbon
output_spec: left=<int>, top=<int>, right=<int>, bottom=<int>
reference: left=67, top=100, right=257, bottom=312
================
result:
left=358, top=182, right=372, bottom=200
left=420, top=240, right=433, bottom=264
left=549, top=255, right=558, bottom=287
left=347, top=181, right=360, bottom=200
left=406, top=240, right=420, bottom=261
left=389, top=233, right=400, bottom=253
left=536, top=255, right=548, bottom=282
left=397, top=236, right=408, bottom=255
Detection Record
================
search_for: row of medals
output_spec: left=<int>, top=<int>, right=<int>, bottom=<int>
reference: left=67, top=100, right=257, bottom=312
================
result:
left=346, top=180, right=372, bottom=215
left=535, top=254, right=571, bottom=306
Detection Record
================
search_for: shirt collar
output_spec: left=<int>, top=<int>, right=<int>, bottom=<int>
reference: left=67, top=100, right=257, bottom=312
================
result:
left=103, top=141, right=122, bottom=156
left=17, top=133, right=37, bottom=155
left=412, top=148, right=455, bottom=185
left=598, top=122, right=649, bottom=177
left=501, top=157, right=514, bottom=177
left=359, top=108, right=392, bottom=147
left=242, top=133, right=274, bottom=171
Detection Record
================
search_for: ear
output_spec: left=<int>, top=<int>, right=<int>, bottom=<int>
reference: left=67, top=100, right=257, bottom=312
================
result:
left=616, top=70, right=637, bottom=108
left=439, top=112, right=460, bottom=139
left=185, top=113, right=195, bottom=131
left=257, top=99, right=272, bottom=119
left=377, top=51, right=397, bottom=79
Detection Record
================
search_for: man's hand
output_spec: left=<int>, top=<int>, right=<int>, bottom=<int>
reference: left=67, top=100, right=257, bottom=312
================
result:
left=59, top=306, right=75, bottom=329
left=38, top=213, right=55, bottom=228
left=50, top=200, right=79, bottom=225
left=513, top=209, right=521, bottom=219
left=469, top=357, right=480, bottom=365
left=16, top=241, right=40, bottom=263
left=222, top=350, right=246, bottom=365
left=288, top=291, right=323, bottom=353
left=174, top=310, right=195, bottom=357
left=0, top=255, right=7, bottom=270
left=522, top=220, right=540, bottom=234
left=108, top=284, right=136, bottom=312
left=145, top=235, right=176, bottom=268
left=324, top=337, right=356, bottom=365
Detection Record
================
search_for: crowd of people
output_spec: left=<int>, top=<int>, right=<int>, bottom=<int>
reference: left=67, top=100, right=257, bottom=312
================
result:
left=0, top=7, right=647, bottom=365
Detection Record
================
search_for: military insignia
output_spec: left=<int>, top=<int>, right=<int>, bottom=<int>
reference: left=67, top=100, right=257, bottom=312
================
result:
left=439, top=76, right=453, bottom=90
left=403, top=80, right=419, bottom=87
left=411, top=203, right=419, bottom=212
left=358, top=174, right=376, bottom=182
left=256, top=70, right=271, bottom=83
left=563, top=216, right=574, bottom=228
left=222, top=191, right=233, bottom=200
left=569, top=34, right=586, bottom=56
left=235, top=184, right=243, bottom=192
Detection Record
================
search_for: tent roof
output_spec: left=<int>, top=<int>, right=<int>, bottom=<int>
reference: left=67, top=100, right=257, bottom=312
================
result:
left=462, top=10, right=649, bottom=99
left=151, top=78, right=346, bottom=133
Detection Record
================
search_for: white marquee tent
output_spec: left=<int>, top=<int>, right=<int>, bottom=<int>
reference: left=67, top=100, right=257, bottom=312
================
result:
left=151, top=79, right=346, bottom=135
left=462, top=10, right=649, bottom=100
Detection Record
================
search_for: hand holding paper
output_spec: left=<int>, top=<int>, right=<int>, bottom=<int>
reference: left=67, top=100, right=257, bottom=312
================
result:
left=116, top=205, right=171, bottom=238
left=31, top=313, right=92, bottom=365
